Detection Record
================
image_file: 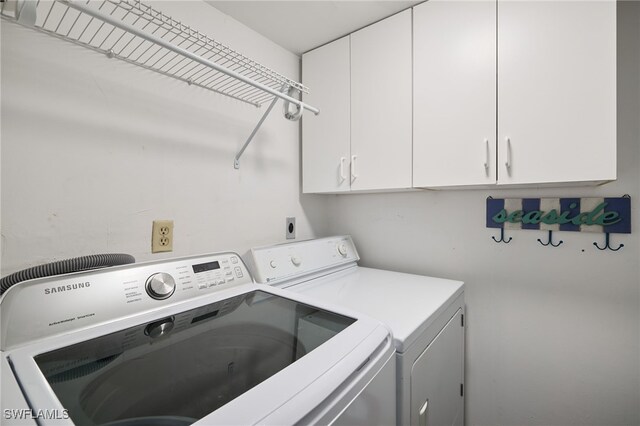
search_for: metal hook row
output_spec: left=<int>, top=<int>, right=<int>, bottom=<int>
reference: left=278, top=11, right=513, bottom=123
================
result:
left=490, top=230, right=624, bottom=251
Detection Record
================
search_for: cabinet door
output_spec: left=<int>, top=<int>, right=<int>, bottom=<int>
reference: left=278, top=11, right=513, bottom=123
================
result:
left=413, top=1, right=497, bottom=188
left=302, top=36, right=351, bottom=193
left=498, top=1, right=616, bottom=185
left=350, top=10, right=412, bottom=191
left=411, top=309, right=464, bottom=426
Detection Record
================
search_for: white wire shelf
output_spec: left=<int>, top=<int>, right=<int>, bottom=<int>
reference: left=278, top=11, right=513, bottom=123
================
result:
left=1, top=0, right=317, bottom=111
left=2, top=0, right=319, bottom=168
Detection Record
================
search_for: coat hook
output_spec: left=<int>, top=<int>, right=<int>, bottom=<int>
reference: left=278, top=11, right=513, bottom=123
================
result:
left=538, top=230, right=563, bottom=247
left=492, top=228, right=512, bottom=244
left=594, top=233, right=624, bottom=251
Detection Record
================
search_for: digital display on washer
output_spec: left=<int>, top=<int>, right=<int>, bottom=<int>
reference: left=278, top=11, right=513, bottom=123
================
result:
left=192, top=260, right=220, bottom=274
left=34, top=290, right=355, bottom=426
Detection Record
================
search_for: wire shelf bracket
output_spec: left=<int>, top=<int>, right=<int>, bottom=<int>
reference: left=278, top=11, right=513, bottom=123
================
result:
left=1, top=0, right=319, bottom=169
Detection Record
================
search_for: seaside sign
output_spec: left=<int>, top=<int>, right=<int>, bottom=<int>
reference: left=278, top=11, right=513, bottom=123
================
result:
left=486, top=197, right=631, bottom=234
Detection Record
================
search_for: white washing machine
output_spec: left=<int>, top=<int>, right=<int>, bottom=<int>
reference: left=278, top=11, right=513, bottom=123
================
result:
left=0, top=251, right=396, bottom=426
left=249, top=236, right=465, bottom=426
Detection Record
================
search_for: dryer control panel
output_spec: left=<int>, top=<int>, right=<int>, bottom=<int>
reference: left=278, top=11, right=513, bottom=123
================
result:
left=250, top=235, right=359, bottom=285
left=0, top=252, right=252, bottom=350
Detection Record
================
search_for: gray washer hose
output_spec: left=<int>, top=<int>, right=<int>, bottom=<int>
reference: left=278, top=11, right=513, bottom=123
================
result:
left=0, top=253, right=135, bottom=295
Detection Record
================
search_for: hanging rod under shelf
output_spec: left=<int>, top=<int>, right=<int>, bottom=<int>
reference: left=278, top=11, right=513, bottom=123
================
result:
left=1, top=0, right=319, bottom=115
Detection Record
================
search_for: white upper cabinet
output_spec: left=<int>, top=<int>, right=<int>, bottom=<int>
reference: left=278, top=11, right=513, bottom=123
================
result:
left=413, top=0, right=497, bottom=188
left=302, top=10, right=412, bottom=194
left=497, top=0, right=616, bottom=185
left=413, top=0, right=616, bottom=188
left=305, top=1, right=616, bottom=193
left=302, top=36, right=351, bottom=194
left=350, top=9, right=413, bottom=192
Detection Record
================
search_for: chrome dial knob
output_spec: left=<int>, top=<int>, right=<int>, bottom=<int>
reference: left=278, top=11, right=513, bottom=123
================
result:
left=145, top=272, right=176, bottom=300
left=144, top=317, right=175, bottom=338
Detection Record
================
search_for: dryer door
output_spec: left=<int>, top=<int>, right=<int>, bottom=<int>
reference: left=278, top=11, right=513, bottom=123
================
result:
left=411, top=309, right=464, bottom=426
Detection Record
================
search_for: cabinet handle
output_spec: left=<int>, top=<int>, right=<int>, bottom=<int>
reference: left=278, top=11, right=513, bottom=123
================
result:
left=419, top=399, right=429, bottom=426
left=351, top=155, right=358, bottom=181
left=505, top=137, right=512, bottom=174
left=484, top=139, right=490, bottom=174
left=339, top=157, right=346, bottom=182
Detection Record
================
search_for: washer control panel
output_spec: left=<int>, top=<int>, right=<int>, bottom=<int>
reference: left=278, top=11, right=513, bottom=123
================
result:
left=1, top=252, right=252, bottom=350
left=250, top=236, right=359, bottom=285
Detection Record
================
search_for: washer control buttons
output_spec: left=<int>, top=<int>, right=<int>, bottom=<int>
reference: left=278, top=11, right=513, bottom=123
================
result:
left=145, top=272, right=176, bottom=300
left=337, top=243, right=348, bottom=257
left=290, top=256, right=302, bottom=267
left=270, top=260, right=277, bottom=268
left=234, top=266, right=244, bottom=278
left=231, top=256, right=239, bottom=264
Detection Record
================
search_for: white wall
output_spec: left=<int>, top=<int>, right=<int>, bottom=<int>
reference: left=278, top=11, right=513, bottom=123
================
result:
left=0, top=1, right=328, bottom=275
left=325, top=2, right=640, bottom=425
left=2, top=1, right=638, bottom=425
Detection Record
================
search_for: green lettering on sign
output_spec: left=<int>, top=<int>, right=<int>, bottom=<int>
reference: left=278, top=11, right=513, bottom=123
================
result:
left=541, top=210, right=560, bottom=224
left=600, top=211, right=621, bottom=226
left=491, top=202, right=621, bottom=226
left=507, top=210, right=523, bottom=223
left=522, top=211, right=542, bottom=225
left=492, top=210, right=508, bottom=223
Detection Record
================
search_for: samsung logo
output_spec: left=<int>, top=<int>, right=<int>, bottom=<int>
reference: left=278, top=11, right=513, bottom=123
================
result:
left=44, top=282, right=91, bottom=295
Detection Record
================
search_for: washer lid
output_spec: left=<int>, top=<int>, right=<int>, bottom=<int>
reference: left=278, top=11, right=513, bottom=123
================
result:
left=6, top=284, right=393, bottom=426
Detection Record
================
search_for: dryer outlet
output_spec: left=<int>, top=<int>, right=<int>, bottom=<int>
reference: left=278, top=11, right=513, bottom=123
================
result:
left=286, top=217, right=296, bottom=240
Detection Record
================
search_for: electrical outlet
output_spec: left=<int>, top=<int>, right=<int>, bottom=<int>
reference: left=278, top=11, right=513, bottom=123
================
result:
left=286, top=217, right=296, bottom=240
left=152, top=220, right=173, bottom=253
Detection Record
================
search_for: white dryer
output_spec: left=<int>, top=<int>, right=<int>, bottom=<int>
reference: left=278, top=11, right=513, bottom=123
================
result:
left=0, top=251, right=396, bottom=426
left=249, top=236, right=465, bottom=426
